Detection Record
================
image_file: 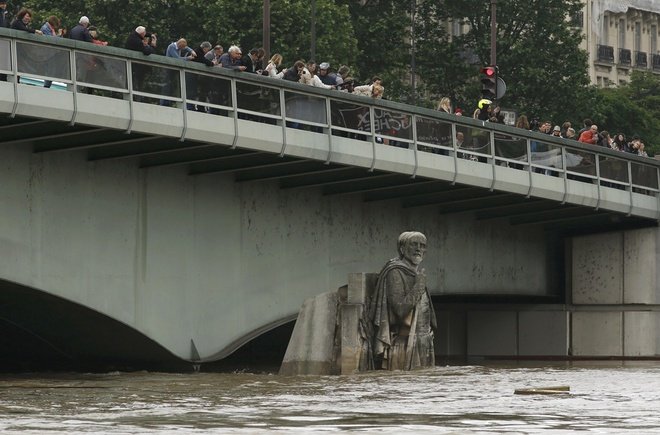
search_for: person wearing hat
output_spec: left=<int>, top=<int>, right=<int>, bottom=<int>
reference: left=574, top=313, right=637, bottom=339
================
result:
left=318, top=62, right=343, bottom=87
left=551, top=125, right=562, bottom=138
left=70, top=16, right=92, bottom=42
left=477, top=98, right=491, bottom=121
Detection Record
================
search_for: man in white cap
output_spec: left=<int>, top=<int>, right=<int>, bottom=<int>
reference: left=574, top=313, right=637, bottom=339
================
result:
left=70, top=16, right=92, bottom=42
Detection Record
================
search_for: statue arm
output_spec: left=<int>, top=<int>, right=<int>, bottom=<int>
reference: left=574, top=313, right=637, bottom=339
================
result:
left=385, top=269, right=425, bottom=323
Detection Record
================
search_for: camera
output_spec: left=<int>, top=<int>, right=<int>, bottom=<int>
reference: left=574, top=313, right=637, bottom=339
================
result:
left=529, top=118, right=540, bottom=131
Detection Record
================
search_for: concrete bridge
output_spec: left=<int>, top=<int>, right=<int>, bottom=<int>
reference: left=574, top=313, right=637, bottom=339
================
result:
left=1, top=29, right=659, bottom=371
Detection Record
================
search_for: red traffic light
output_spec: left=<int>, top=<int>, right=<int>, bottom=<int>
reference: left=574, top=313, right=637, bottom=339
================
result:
left=481, top=66, right=496, bottom=77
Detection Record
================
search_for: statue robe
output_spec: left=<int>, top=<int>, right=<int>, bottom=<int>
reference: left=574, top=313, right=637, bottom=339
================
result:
left=366, top=258, right=436, bottom=370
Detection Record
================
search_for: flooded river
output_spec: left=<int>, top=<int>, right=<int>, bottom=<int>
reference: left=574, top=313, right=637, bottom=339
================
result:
left=1, top=362, right=660, bottom=433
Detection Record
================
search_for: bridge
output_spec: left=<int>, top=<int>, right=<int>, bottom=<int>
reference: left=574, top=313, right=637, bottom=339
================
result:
left=1, top=29, right=659, bottom=371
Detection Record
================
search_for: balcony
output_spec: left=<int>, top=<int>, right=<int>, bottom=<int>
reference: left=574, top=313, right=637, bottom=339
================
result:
left=618, top=48, right=632, bottom=66
left=653, top=54, right=660, bottom=71
left=596, top=45, right=615, bottom=63
left=634, top=51, right=648, bottom=68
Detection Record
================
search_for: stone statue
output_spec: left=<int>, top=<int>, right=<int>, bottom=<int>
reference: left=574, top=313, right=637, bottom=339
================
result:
left=363, top=231, right=436, bottom=370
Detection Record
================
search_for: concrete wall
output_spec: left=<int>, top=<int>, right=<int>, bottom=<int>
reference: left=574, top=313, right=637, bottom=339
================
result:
left=433, top=228, right=660, bottom=361
left=435, top=307, right=570, bottom=359
left=570, top=228, right=660, bottom=357
left=0, top=141, right=558, bottom=361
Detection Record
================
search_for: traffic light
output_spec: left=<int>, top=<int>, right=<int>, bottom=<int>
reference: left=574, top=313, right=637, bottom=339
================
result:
left=480, top=65, right=497, bottom=100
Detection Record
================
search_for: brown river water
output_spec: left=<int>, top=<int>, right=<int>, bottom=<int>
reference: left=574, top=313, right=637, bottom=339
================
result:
left=1, top=362, right=660, bottom=434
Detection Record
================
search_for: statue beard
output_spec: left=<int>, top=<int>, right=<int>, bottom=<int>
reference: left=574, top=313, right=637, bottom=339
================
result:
left=405, top=253, right=424, bottom=266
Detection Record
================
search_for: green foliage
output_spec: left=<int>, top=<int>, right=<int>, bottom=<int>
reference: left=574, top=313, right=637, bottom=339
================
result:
left=16, top=0, right=659, bottom=150
left=434, top=0, right=591, bottom=123
left=337, top=0, right=412, bottom=93
left=592, top=71, right=660, bottom=153
left=23, top=0, right=358, bottom=69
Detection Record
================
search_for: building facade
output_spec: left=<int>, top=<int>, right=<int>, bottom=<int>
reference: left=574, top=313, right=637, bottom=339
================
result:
left=582, top=0, right=660, bottom=87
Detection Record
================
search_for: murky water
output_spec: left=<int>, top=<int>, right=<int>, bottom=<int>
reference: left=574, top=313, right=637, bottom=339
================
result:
left=2, top=362, right=660, bottom=433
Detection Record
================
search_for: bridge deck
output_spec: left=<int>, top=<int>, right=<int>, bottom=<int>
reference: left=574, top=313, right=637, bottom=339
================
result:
left=0, top=29, right=657, bottom=230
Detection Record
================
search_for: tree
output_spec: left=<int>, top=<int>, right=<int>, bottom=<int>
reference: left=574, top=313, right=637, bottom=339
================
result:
left=592, top=71, right=660, bottom=154
left=25, top=0, right=358, bottom=69
left=416, top=0, right=591, bottom=122
left=337, top=0, right=412, bottom=97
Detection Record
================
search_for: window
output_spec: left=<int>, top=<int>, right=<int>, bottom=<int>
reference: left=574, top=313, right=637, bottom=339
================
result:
left=634, top=22, right=641, bottom=52
left=652, top=25, right=658, bottom=54
left=619, top=19, right=626, bottom=49
left=601, top=13, right=609, bottom=44
left=451, top=20, right=462, bottom=37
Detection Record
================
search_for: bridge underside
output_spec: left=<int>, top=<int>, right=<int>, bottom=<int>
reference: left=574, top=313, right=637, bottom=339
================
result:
left=0, top=278, right=191, bottom=372
left=3, top=116, right=655, bottom=236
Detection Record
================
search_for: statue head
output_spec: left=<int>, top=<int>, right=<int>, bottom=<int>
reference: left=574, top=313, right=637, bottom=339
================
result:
left=397, top=231, right=427, bottom=268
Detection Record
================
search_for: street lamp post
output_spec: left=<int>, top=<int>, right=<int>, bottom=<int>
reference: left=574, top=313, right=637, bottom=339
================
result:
left=311, top=0, right=316, bottom=61
left=490, top=0, right=497, bottom=67
left=263, top=0, right=270, bottom=62
left=411, top=0, right=416, bottom=104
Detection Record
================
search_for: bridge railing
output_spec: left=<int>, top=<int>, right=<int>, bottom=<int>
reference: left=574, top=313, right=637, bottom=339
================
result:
left=1, top=29, right=659, bottom=206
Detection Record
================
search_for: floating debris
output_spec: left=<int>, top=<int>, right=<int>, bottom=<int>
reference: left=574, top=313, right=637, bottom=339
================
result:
left=514, top=385, right=570, bottom=395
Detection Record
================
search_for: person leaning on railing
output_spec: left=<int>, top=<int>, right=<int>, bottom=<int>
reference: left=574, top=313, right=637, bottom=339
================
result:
left=125, top=26, right=157, bottom=99
left=10, top=8, right=42, bottom=34
left=125, top=26, right=157, bottom=55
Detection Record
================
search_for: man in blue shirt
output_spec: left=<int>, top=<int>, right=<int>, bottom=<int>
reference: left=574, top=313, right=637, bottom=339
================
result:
left=160, top=39, right=196, bottom=106
left=165, top=38, right=195, bottom=60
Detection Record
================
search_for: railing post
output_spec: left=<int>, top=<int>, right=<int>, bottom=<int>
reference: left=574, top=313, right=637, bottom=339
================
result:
left=594, top=151, right=601, bottom=210
left=410, top=114, right=418, bottom=178
left=9, top=39, right=18, bottom=118
left=656, top=166, right=660, bottom=221
left=369, top=105, right=376, bottom=172
left=525, top=138, right=533, bottom=198
left=560, top=146, right=568, bottom=205
left=324, top=96, right=332, bottom=164
left=627, top=160, right=634, bottom=216
left=179, top=68, right=188, bottom=141
left=278, top=88, right=288, bottom=157
left=489, top=129, right=496, bottom=191
left=125, top=60, right=135, bottom=134
left=230, top=78, right=239, bottom=149
left=69, top=49, right=79, bottom=126
left=451, top=122, right=458, bottom=185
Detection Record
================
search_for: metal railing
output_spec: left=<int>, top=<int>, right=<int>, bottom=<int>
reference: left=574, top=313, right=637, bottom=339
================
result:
left=597, top=45, right=615, bottom=63
left=618, top=48, right=632, bottom=66
left=634, top=51, right=648, bottom=68
left=653, top=53, right=660, bottom=71
left=1, top=29, right=659, bottom=214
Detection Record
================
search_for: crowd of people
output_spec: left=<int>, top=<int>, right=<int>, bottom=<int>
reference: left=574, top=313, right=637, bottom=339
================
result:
left=2, top=7, right=652, bottom=156
left=438, top=96, right=652, bottom=159
left=1, top=7, right=385, bottom=100
left=513, top=116, right=651, bottom=158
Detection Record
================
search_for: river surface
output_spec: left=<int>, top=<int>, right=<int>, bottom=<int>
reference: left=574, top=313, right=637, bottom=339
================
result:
left=2, top=362, right=660, bottom=434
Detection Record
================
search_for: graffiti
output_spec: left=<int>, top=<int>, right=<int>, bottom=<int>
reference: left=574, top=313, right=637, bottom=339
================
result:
left=335, top=107, right=412, bottom=139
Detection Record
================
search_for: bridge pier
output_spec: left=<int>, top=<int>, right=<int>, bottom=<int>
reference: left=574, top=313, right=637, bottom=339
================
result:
left=434, top=227, right=660, bottom=361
